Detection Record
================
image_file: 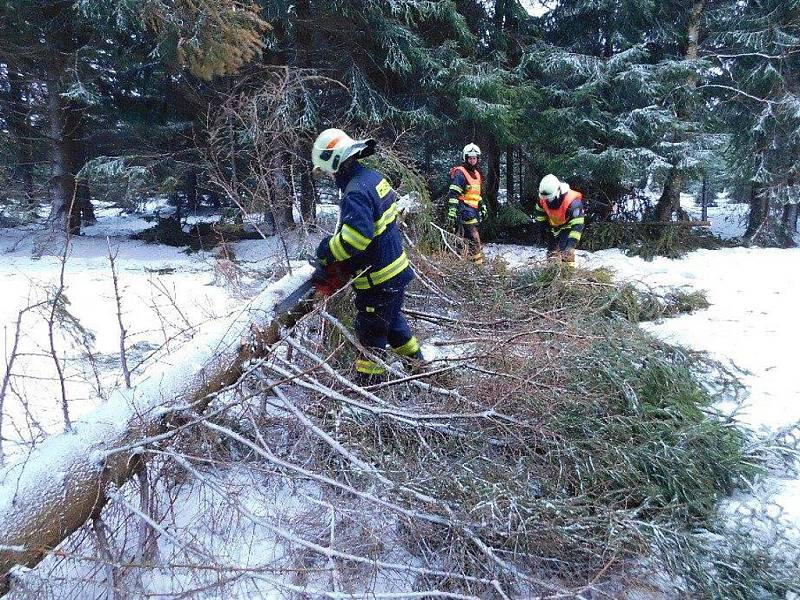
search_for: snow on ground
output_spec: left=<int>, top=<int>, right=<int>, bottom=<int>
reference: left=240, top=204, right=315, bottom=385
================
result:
left=2, top=196, right=797, bottom=596
left=0, top=203, right=322, bottom=460
left=485, top=243, right=800, bottom=430
left=486, top=237, right=800, bottom=541
left=584, top=247, right=800, bottom=432
left=680, top=191, right=749, bottom=240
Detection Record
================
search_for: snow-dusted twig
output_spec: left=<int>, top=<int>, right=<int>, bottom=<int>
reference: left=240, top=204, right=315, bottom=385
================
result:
left=91, top=516, right=119, bottom=600
left=107, top=237, right=131, bottom=388
left=168, top=442, right=507, bottom=595
left=0, top=299, right=45, bottom=464
left=317, top=310, right=528, bottom=428
left=429, top=221, right=466, bottom=259
left=265, top=380, right=575, bottom=596
left=47, top=228, right=73, bottom=432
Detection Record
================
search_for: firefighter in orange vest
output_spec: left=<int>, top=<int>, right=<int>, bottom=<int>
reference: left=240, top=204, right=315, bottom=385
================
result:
left=446, top=143, right=487, bottom=265
left=533, top=174, right=585, bottom=267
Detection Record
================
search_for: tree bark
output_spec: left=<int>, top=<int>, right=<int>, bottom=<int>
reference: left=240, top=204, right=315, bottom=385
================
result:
left=276, top=151, right=295, bottom=229
left=78, top=180, right=96, bottom=226
left=299, top=161, right=316, bottom=223
left=46, top=82, right=81, bottom=234
left=171, top=190, right=182, bottom=223
left=653, top=0, right=705, bottom=222
left=484, top=142, right=501, bottom=215
left=186, top=167, right=199, bottom=213
left=656, top=166, right=682, bottom=222
left=744, top=183, right=769, bottom=242
left=0, top=267, right=315, bottom=593
left=782, top=202, right=798, bottom=236
left=294, top=0, right=316, bottom=223
left=294, top=0, right=313, bottom=67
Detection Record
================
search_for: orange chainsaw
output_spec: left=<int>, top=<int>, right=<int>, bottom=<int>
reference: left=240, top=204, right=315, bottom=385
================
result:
left=309, top=257, right=349, bottom=297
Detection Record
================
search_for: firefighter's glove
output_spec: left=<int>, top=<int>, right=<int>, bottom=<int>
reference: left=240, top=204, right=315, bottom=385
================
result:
left=479, top=201, right=488, bottom=222
left=313, top=239, right=332, bottom=266
left=307, top=253, right=327, bottom=270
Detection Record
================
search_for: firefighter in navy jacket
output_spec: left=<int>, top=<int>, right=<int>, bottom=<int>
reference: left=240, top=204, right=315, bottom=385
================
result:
left=311, top=128, right=423, bottom=379
left=533, top=174, right=585, bottom=267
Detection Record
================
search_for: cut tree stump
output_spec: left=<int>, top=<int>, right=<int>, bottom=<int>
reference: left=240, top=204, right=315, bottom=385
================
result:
left=0, top=265, right=315, bottom=593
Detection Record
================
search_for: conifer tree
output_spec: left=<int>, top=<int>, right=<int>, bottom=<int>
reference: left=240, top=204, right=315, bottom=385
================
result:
left=520, top=0, right=715, bottom=219
left=84, top=0, right=270, bottom=80
left=0, top=1, right=102, bottom=233
left=258, top=0, right=489, bottom=214
left=652, top=0, right=708, bottom=222
left=706, top=0, right=800, bottom=244
left=0, top=0, right=270, bottom=235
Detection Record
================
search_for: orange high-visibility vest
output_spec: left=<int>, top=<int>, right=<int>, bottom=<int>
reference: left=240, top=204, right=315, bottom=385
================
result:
left=452, top=166, right=482, bottom=209
left=539, top=190, right=583, bottom=227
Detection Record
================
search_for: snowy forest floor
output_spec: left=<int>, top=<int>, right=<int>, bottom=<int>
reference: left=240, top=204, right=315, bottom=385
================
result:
left=1, top=195, right=799, bottom=598
left=486, top=193, right=800, bottom=541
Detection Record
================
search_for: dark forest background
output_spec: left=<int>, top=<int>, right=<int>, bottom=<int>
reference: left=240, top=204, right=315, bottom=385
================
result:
left=1, top=0, right=798, bottom=246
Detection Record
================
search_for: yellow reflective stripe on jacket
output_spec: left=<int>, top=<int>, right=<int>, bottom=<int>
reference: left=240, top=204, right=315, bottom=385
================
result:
left=449, top=184, right=463, bottom=193
left=376, top=178, right=392, bottom=198
left=569, top=230, right=582, bottom=240
left=329, top=233, right=351, bottom=261
left=353, top=251, right=409, bottom=290
left=393, top=336, right=420, bottom=357
left=341, top=224, right=371, bottom=251
left=569, top=216, right=585, bottom=225
left=374, top=202, right=399, bottom=236
left=356, top=358, right=386, bottom=375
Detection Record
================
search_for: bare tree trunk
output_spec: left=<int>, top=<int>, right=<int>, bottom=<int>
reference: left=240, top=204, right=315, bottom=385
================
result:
left=653, top=0, right=704, bottom=222
left=484, top=142, right=501, bottom=215
left=295, top=0, right=313, bottom=67
left=656, top=167, right=683, bottom=222
left=299, top=161, right=315, bottom=223
left=744, top=183, right=769, bottom=242
left=782, top=202, right=798, bottom=236
left=46, top=82, right=80, bottom=234
left=271, top=151, right=295, bottom=230
left=79, top=181, right=96, bottom=225
left=295, top=0, right=316, bottom=223
left=186, top=167, right=199, bottom=213
left=0, top=267, right=315, bottom=593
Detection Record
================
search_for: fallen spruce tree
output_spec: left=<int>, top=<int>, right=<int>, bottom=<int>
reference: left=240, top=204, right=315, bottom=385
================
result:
left=5, top=253, right=799, bottom=599
left=0, top=264, right=315, bottom=593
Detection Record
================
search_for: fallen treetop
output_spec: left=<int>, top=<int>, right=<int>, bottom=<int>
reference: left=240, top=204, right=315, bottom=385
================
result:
left=0, top=263, right=315, bottom=593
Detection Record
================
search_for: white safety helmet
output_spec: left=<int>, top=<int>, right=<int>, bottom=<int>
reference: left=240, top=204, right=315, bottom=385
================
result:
left=312, top=128, right=376, bottom=175
left=538, top=174, right=567, bottom=201
left=462, top=143, right=481, bottom=162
